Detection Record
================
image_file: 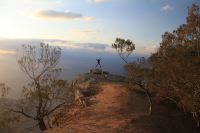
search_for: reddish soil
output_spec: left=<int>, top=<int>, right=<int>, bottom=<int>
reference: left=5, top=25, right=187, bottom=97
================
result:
left=44, top=82, right=200, bottom=133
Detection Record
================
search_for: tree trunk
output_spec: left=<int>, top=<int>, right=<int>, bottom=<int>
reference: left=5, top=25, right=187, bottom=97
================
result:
left=137, top=83, right=152, bottom=115
left=144, top=89, right=152, bottom=115
left=120, top=56, right=128, bottom=64
left=38, top=118, right=47, bottom=131
left=192, top=112, right=200, bottom=128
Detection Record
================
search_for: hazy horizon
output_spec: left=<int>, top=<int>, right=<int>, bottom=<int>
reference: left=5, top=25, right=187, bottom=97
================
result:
left=0, top=38, right=143, bottom=98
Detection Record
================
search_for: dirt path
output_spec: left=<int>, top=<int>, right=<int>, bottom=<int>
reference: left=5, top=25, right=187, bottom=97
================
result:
left=45, top=82, right=200, bottom=133
left=45, top=82, right=132, bottom=133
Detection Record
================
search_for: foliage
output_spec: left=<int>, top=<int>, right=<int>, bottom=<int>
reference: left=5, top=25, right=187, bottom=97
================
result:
left=148, top=3, right=200, bottom=126
left=112, top=38, right=135, bottom=63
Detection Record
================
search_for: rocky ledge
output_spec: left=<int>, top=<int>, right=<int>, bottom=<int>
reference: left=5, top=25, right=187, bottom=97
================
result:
left=72, top=68, right=125, bottom=107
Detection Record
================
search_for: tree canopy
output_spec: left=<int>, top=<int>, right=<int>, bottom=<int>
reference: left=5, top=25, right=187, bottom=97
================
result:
left=143, top=3, right=200, bottom=126
left=112, top=38, right=135, bottom=63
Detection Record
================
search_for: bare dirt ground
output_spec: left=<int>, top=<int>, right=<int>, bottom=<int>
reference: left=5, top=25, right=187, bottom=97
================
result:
left=45, top=82, right=200, bottom=133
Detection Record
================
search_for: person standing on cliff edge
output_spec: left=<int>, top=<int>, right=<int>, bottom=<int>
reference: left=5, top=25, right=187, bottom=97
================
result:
left=95, top=58, right=102, bottom=69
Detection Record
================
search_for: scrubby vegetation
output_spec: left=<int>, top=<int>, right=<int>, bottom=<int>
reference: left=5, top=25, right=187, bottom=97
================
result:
left=123, top=4, right=200, bottom=127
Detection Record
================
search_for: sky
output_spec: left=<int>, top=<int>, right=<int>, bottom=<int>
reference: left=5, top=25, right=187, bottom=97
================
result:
left=0, top=0, right=199, bottom=54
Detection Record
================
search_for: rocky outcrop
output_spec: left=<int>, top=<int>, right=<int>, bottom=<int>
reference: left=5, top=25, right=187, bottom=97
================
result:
left=72, top=69, right=125, bottom=107
left=73, top=72, right=97, bottom=107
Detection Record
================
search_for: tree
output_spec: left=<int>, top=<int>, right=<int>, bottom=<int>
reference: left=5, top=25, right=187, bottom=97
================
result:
left=112, top=38, right=135, bottom=64
left=9, top=43, right=72, bottom=131
left=148, top=4, right=200, bottom=127
left=124, top=57, right=152, bottom=115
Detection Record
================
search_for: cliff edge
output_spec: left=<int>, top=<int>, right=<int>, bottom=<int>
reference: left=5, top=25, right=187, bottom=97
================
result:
left=44, top=69, right=200, bottom=133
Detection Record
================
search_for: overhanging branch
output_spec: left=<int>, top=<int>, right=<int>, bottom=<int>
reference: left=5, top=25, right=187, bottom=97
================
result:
left=8, top=108, right=35, bottom=120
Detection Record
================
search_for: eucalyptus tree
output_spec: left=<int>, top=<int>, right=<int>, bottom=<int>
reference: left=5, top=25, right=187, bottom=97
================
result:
left=112, top=38, right=135, bottom=64
left=149, top=3, right=200, bottom=127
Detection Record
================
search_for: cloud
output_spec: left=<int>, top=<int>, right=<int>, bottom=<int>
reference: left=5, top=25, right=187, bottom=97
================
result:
left=0, top=49, right=15, bottom=55
left=69, top=29, right=97, bottom=34
left=33, top=10, right=83, bottom=20
left=55, top=0, right=62, bottom=5
left=94, top=0, right=105, bottom=3
left=84, top=16, right=94, bottom=21
left=81, top=30, right=97, bottom=33
left=83, top=43, right=107, bottom=50
left=65, top=28, right=102, bottom=43
left=88, top=0, right=106, bottom=4
left=75, top=43, right=115, bottom=53
left=46, top=40, right=114, bottom=53
left=161, top=4, right=173, bottom=12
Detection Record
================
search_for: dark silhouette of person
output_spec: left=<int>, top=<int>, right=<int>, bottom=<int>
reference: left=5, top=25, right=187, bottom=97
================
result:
left=95, top=58, right=102, bottom=69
